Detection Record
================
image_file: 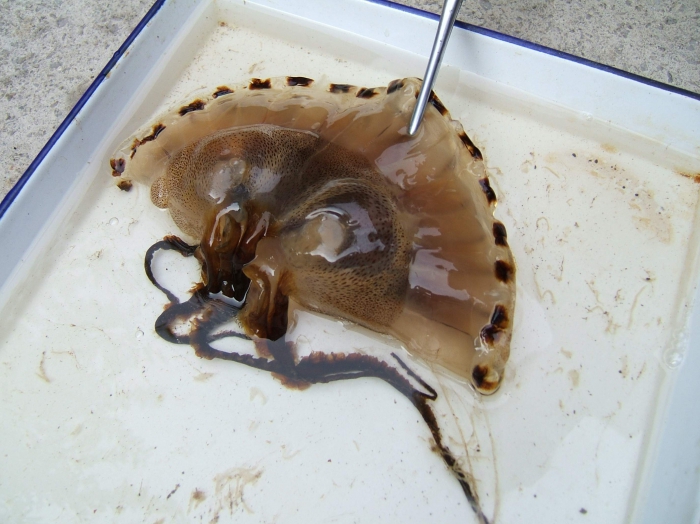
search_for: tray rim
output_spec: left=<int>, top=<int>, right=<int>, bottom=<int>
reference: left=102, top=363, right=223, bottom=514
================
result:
left=0, top=0, right=698, bottom=521
left=372, top=0, right=700, bottom=102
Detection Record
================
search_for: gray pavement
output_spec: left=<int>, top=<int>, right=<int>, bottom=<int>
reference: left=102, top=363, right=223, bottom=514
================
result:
left=0, top=0, right=698, bottom=200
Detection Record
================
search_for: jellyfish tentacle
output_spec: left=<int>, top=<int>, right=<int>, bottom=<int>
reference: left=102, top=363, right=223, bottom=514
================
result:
left=261, top=333, right=301, bottom=380
left=207, top=329, right=252, bottom=343
left=151, top=287, right=231, bottom=344
left=145, top=237, right=252, bottom=346
left=411, top=391, right=489, bottom=524
left=149, top=282, right=269, bottom=369
left=390, top=352, right=438, bottom=401
left=393, top=355, right=488, bottom=523
left=188, top=317, right=280, bottom=373
left=295, top=352, right=422, bottom=397
left=153, top=290, right=202, bottom=345
left=290, top=351, right=487, bottom=524
left=144, top=236, right=198, bottom=304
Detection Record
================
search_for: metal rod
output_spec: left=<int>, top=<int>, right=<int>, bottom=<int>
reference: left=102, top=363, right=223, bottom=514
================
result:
left=408, top=0, right=464, bottom=136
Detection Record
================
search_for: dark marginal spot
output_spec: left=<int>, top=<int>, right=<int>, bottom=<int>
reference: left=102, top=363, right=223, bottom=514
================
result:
left=479, top=178, right=497, bottom=204
left=117, top=179, right=132, bottom=192
left=179, top=100, right=205, bottom=116
left=130, top=138, right=140, bottom=158
left=329, top=83, right=353, bottom=94
left=493, top=221, right=508, bottom=246
left=110, top=158, right=125, bottom=173
left=480, top=324, right=498, bottom=345
left=144, top=123, right=166, bottom=142
left=356, top=87, right=377, bottom=98
left=495, top=260, right=514, bottom=283
left=458, top=132, right=483, bottom=160
left=249, top=78, right=272, bottom=90
left=490, top=304, right=509, bottom=329
left=130, top=123, right=166, bottom=158
left=387, top=79, right=404, bottom=94
left=472, top=365, right=487, bottom=385
left=429, top=91, right=448, bottom=116
left=480, top=306, right=509, bottom=344
left=286, top=76, right=313, bottom=87
left=212, top=86, right=233, bottom=98
left=472, top=365, right=498, bottom=392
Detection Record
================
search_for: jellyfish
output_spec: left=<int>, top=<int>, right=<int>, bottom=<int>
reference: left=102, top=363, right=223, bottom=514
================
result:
left=111, top=76, right=516, bottom=523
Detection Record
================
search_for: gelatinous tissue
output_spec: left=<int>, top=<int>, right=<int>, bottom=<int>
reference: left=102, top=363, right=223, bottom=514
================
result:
left=110, top=76, right=516, bottom=523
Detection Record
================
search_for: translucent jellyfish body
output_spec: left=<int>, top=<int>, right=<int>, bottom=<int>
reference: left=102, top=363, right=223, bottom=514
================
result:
left=111, top=77, right=516, bottom=523
left=112, top=76, right=515, bottom=393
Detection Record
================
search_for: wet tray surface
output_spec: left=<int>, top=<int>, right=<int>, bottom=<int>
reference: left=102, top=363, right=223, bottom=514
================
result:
left=0, top=1, right=699, bottom=523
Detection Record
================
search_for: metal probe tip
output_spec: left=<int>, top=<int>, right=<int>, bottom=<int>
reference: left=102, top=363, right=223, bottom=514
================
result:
left=408, top=0, right=463, bottom=136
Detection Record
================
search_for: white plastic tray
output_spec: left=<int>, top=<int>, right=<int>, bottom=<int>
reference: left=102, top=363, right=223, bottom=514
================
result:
left=1, top=1, right=699, bottom=523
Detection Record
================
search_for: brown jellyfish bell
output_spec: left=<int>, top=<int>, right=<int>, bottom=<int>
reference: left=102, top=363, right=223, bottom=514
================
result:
left=110, top=76, right=516, bottom=524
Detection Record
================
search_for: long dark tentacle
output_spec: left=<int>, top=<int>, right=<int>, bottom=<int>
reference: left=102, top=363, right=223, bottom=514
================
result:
left=145, top=237, right=252, bottom=346
left=390, top=355, right=487, bottom=522
left=293, top=350, right=488, bottom=524
left=144, top=236, right=198, bottom=304
left=411, top=390, right=489, bottom=524
left=391, top=352, right=438, bottom=400
left=188, top=319, right=281, bottom=373
left=207, top=330, right=252, bottom=343
left=154, top=287, right=209, bottom=344
left=294, top=351, right=423, bottom=397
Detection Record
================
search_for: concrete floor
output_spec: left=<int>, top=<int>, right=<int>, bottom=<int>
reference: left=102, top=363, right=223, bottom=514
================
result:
left=0, top=0, right=698, bottom=200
